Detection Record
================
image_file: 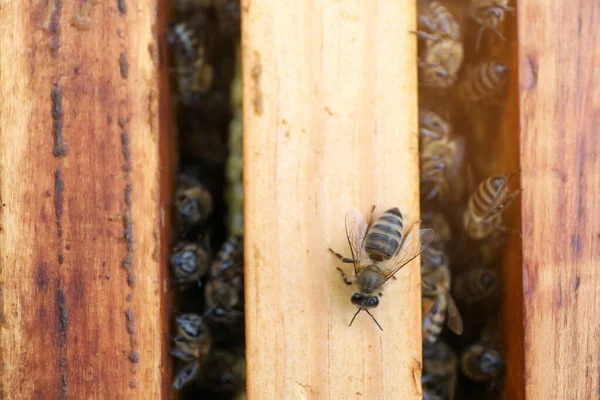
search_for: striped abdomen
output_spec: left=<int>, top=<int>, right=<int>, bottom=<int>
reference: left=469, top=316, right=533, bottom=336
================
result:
left=364, top=207, right=404, bottom=262
left=467, top=176, right=509, bottom=220
left=458, top=62, right=509, bottom=103
left=423, top=294, right=448, bottom=344
left=453, top=268, right=497, bottom=304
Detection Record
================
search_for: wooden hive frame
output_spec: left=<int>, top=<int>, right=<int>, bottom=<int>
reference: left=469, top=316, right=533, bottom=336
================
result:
left=0, top=0, right=599, bottom=398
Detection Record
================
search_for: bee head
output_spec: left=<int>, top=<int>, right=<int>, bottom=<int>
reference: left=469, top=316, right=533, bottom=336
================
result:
left=480, top=350, right=504, bottom=376
left=351, top=293, right=379, bottom=309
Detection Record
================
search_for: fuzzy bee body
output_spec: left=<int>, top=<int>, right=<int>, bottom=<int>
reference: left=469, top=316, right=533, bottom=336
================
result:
left=174, top=177, right=214, bottom=230
left=463, top=174, right=520, bottom=240
left=457, top=62, right=509, bottom=104
left=423, top=341, right=458, bottom=400
left=453, top=267, right=498, bottom=305
left=170, top=242, right=210, bottom=285
left=417, top=1, right=461, bottom=43
left=330, top=206, right=434, bottom=330
left=420, top=39, right=464, bottom=89
left=469, top=0, right=514, bottom=50
left=461, top=342, right=504, bottom=382
left=422, top=293, right=449, bottom=344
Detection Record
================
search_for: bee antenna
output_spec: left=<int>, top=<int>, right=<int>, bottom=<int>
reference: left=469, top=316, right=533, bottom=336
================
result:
left=348, top=309, right=362, bottom=327
left=365, top=309, right=384, bottom=331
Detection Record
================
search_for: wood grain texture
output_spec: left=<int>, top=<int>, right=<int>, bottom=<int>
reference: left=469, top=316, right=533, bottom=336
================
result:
left=519, top=0, right=600, bottom=398
left=0, top=0, right=173, bottom=398
left=242, top=0, right=421, bottom=399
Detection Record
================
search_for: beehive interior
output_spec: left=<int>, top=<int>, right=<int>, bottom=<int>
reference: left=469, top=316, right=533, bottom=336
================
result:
left=165, top=1, right=246, bottom=398
left=163, top=0, right=522, bottom=398
left=417, top=0, right=522, bottom=399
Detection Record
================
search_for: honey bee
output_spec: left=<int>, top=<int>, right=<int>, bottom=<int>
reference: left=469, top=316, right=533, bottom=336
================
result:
left=170, top=240, right=210, bottom=287
left=171, top=310, right=212, bottom=390
left=456, top=62, right=509, bottom=104
left=423, top=341, right=458, bottom=400
left=463, top=173, right=521, bottom=240
left=419, top=109, right=452, bottom=144
left=420, top=135, right=465, bottom=203
left=468, top=0, right=514, bottom=51
left=173, top=360, right=201, bottom=390
left=210, top=236, right=244, bottom=277
left=421, top=210, right=453, bottom=246
left=420, top=241, right=450, bottom=279
left=419, top=39, right=464, bottom=89
left=329, top=206, right=434, bottom=330
left=461, top=340, right=504, bottom=382
left=205, top=236, right=245, bottom=322
left=174, top=176, right=214, bottom=230
left=166, top=22, right=200, bottom=62
left=170, top=320, right=212, bottom=362
left=415, top=1, right=461, bottom=44
left=175, top=313, right=208, bottom=342
left=421, top=276, right=463, bottom=343
left=200, top=349, right=245, bottom=394
left=452, top=267, right=498, bottom=305
left=213, top=0, right=241, bottom=37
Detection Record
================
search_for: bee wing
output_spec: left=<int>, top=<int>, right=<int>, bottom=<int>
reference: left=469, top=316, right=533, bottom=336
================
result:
left=445, top=291, right=463, bottom=335
left=384, top=228, right=435, bottom=281
left=345, top=208, right=368, bottom=275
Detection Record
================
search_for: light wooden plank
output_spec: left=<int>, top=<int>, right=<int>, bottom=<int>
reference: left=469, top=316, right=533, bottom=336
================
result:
left=242, top=0, right=421, bottom=398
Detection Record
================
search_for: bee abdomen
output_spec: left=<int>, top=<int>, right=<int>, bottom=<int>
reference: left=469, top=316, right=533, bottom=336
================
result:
left=423, top=295, right=447, bottom=344
left=458, top=62, right=509, bottom=103
left=365, top=208, right=404, bottom=261
left=453, top=268, right=497, bottom=304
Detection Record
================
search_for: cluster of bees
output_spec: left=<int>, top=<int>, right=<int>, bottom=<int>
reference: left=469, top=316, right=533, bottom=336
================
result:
left=166, top=1, right=245, bottom=398
left=415, top=0, right=519, bottom=399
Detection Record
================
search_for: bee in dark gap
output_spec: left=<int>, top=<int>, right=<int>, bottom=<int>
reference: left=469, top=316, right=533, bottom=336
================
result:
left=462, top=173, right=521, bottom=240
left=452, top=266, right=498, bottom=306
left=418, top=39, right=464, bottom=90
left=414, top=1, right=461, bottom=44
left=174, top=175, right=214, bottom=232
left=329, top=206, right=434, bottom=331
left=460, top=338, right=504, bottom=382
left=422, top=273, right=463, bottom=342
left=170, top=239, right=211, bottom=288
left=423, top=340, right=458, bottom=400
left=456, top=62, right=510, bottom=105
left=468, top=0, right=514, bottom=51
left=171, top=311, right=212, bottom=390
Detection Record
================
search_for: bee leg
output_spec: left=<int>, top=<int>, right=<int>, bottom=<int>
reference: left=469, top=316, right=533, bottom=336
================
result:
left=495, top=225, right=523, bottom=239
left=336, top=267, right=353, bottom=286
left=328, top=248, right=354, bottom=264
left=367, top=205, right=376, bottom=227
left=409, top=30, right=439, bottom=42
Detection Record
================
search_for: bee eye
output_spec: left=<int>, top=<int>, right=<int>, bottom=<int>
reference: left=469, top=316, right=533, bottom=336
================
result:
left=351, top=293, right=362, bottom=304
left=368, top=297, right=379, bottom=307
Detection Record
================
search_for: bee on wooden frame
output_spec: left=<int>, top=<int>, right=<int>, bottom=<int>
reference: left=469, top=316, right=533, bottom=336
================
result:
left=463, top=172, right=521, bottom=240
left=329, top=206, right=434, bottom=331
left=468, top=0, right=514, bottom=51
